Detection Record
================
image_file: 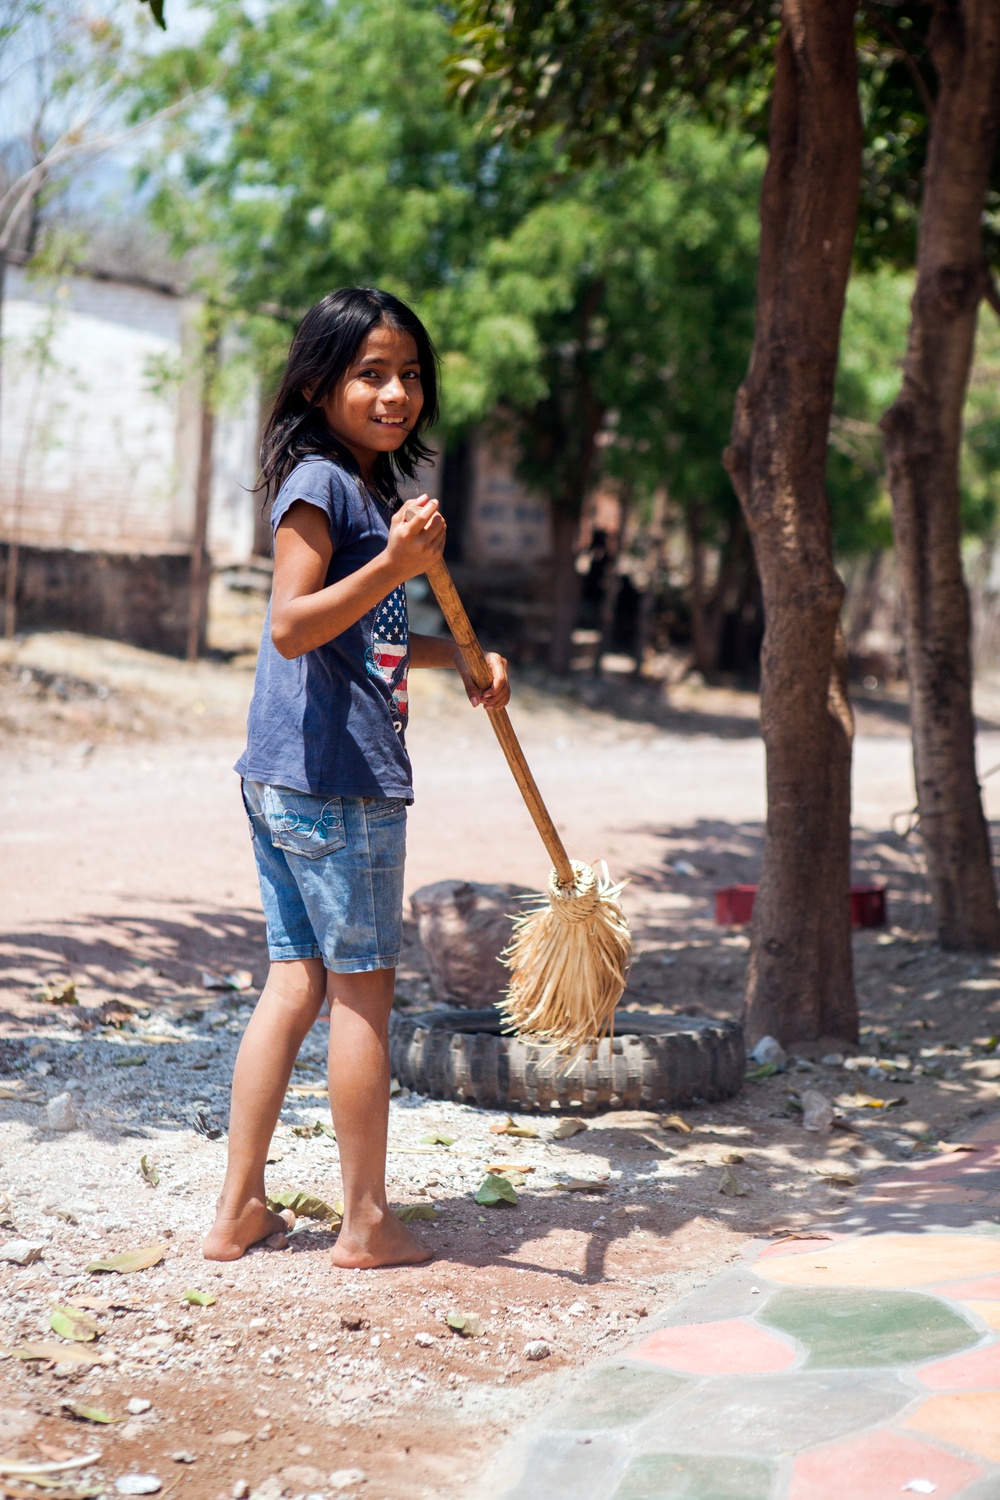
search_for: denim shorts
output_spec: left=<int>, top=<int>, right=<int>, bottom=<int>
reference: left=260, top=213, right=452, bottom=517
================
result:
left=241, top=780, right=406, bottom=972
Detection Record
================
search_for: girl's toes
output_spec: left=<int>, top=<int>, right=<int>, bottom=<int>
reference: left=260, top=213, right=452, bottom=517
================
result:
left=262, top=1206, right=296, bottom=1249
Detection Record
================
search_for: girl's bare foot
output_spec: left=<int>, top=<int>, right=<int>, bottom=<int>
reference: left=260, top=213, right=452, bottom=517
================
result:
left=203, top=1200, right=296, bottom=1261
left=330, top=1207, right=433, bottom=1269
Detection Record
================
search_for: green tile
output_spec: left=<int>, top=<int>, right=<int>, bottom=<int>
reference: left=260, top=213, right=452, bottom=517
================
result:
left=613, top=1453, right=773, bottom=1500
left=760, top=1288, right=978, bottom=1369
left=550, top=1365, right=687, bottom=1429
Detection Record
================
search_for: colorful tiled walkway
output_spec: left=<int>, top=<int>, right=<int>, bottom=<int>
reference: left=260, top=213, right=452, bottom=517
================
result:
left=492, top=1115, right=1000, bottom=1500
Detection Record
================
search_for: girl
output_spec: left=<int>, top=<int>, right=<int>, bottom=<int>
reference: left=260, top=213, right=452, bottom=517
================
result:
left=204, top=287, right=509, bottom=1269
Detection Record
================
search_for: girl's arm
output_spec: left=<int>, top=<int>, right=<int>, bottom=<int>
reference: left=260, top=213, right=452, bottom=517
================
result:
left=270, top=496, right=444, bottom=659
left=410, top=632, right=510, bottom=710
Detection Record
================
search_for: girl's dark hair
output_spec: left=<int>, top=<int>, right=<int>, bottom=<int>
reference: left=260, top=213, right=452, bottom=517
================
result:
left=259, top=286, right=439, bottom=503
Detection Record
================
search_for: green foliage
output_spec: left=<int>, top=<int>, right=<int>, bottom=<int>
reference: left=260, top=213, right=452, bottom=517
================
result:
left=829, top=269, right=910, bottom=556
left=438, top=124, right=762, bottom=528
left=138, top=0, right=551, bottom=382
left=133, top=0, right=977, bottom=566
left=962, top=309, right=1000, bottom=540
left=136, top=1, right=762, bottom=532
left=448, top=0, right=776, bottom=159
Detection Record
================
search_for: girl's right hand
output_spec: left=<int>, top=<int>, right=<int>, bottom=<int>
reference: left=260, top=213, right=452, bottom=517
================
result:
left=386, top=494, right=446, bottom=581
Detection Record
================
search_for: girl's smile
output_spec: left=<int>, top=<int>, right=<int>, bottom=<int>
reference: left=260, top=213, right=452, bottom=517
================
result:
left=319, top=323, right=424, bottom=479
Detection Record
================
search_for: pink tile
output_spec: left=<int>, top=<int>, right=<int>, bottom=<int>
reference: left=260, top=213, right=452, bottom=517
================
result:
left=917, top=1341, right=1000, bottom=1391
left=757, top=1234, right=852, bottom=1261
left=908, top=1392, right=1000, bottom=1464
left=969, top=1117, right=1000, bottom=1145
left=789, top=1427, right=983, bottom=1500
left=622, top=1317, right=797, bottom=1375
left=864, top=1183, right=988, bottom=1206
left=756, top=1233, right=1000, bottom=1289
left=878, top=1145, right=1000, bottom=1185
left=932, top=1275, right=1000, bottom=1301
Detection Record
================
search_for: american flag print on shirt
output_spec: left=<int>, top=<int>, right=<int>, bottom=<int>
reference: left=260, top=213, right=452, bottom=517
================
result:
left=366, top=584, right=409, bottom=735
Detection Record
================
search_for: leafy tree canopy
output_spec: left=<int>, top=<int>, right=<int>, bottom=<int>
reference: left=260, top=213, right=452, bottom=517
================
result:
left=136, top=0, right=760, bottom=531
left=449, top=0, right=954, bottom=267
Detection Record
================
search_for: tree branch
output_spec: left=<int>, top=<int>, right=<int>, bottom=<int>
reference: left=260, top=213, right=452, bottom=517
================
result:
left=0, top=89, right=207, bottom=254
left=863, top=2, right=935, bottom=123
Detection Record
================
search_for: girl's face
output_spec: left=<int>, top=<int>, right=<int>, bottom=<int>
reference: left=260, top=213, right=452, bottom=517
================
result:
left=319, top=321, right=424, bottom=477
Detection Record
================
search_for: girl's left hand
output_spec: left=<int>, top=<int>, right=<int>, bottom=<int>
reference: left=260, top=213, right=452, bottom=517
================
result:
left=460, top=650, right=510, bottom=711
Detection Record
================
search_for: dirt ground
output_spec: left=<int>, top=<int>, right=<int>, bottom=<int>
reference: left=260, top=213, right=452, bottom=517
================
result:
left=1, top=586, right=999, bottom=1500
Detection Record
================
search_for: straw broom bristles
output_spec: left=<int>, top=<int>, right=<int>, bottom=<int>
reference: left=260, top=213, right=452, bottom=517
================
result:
left=498, top=860, right=632, bottom=1052
left=420, top=558, right=632, bottom=1052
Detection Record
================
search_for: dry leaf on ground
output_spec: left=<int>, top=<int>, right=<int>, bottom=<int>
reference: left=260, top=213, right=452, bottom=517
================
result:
left=60, top=1402, right=116, bottom=1424
left=139, top=1155, right=159, bottom=1187
left=475, top=1175, right=518, bottom=1206
left=445, top=1312, right=484, bottom=1338
left=395, top=1205, right=439, bottom=1223
left=719, top=1166, right=749, bottom=1197
left=488, top=1117, right=538, bottom=1138
left=551, top=1118, right=587, bottom=1139
left=0, top=1453, right=101, bottom=1478
left=1, top=1341, right=103, bottom=1366
left=266, top=1190, right=340, bottom=1224
left=291, top=1121, right=335, bottom=1140
left=37, top=980, right=77, bottom=1006
left=837, top=1092, right=905, bottom=1110
left=0, top=1082, right=45, bottom=1102
left=181, top=1289, right=217, bottom=1306
left=660, top=1114, right=691, bottom=1134
left=814, top=1165, right=860, bottom=1186
left=84, top=1244, right=166, bottom=1274
left=50, top=1307, right=100, bottom=1342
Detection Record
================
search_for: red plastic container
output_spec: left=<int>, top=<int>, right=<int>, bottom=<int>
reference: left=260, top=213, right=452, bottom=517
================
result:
left=714, top=883, right=886, bottom=928
left=714, top=885, right=758, bottom=925
left=849, top=884, right=887, bottom=927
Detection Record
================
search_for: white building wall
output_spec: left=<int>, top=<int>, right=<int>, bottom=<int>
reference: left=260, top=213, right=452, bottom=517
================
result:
left=0, top=265, right=258, bottom=561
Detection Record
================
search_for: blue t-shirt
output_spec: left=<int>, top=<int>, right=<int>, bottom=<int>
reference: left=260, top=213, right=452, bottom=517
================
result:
left=235, top=458, right=413, bottom=801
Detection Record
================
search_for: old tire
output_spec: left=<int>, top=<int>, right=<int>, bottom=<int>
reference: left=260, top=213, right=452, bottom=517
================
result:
left=388, top=1007, right=744, bottom=1113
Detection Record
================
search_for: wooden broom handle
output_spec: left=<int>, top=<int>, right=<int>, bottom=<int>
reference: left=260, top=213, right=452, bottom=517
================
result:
left=424, top=557, right=576, bottom=888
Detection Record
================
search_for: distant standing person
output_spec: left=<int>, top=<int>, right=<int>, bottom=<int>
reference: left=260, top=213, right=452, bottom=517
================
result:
left=204, top=287, right=509, bottom=1268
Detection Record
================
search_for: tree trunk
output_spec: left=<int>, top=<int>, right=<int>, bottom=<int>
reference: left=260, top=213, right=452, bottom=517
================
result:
left=723, top=0, right=862, bottom=1045
left=688, top=501, right=710, bottom=675
left=880, top=0, right=1000, bottom=952
left=549, top=508, right=582, bottom=676
left=186, top=330, right=220, bottom=662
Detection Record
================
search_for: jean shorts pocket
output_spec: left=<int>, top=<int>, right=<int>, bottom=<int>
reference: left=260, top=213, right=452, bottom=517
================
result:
left=262, top=786, right=347, bottom=860
left=364, top=797, right=407, bottom=822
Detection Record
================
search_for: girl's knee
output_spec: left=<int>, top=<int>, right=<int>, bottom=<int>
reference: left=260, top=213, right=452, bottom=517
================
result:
left=263, top=960, right=327, bottom=1016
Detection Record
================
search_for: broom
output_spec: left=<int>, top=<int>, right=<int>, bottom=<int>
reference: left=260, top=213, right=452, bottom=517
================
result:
left=425, top=556, right=632, bottom=1053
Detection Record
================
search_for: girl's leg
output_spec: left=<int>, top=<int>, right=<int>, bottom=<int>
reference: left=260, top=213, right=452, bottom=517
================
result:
left=203, top=957, right=326, bottom=1260
left=327, top=967, right=433, bottom=1269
